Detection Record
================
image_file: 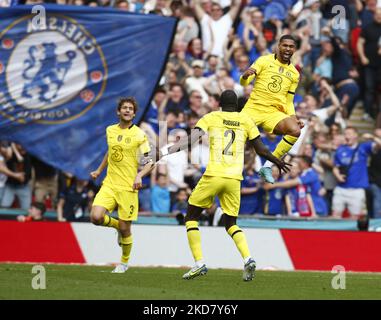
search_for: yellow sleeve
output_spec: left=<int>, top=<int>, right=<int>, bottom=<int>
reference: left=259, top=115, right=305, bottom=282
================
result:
left=284, top=76, right=299, bottom=116
left=246, top=118, right=260, bottom=141
left=195, top=113, right=210, bottom=133
left=239, top=56, right=266, bottom=87
left=239, top=73, right=256, bottom=87
left=139, top=132, right=151, bottom=155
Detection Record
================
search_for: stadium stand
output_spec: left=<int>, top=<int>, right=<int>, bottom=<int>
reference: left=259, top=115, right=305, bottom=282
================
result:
left=1, top=0, right=381, bottom=224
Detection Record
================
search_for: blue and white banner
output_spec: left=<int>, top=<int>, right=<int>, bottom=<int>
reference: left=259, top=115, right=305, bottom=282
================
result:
left=0, top=5, right=176, bottom=179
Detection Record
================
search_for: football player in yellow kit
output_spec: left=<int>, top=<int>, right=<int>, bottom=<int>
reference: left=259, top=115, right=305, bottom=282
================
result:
left=240, top=35, right=304, bottom=183
left=160, top=90, right=291, bottom=281
left=90, top=97, right=154, bottom=273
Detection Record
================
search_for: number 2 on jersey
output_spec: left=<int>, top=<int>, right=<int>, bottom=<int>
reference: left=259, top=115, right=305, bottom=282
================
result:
left=222, top=129, right=236, bottom=156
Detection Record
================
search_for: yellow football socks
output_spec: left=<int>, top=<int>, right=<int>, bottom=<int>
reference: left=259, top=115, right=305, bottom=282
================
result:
left=185, top=220, right=203, bottom=262
left=272, top=135, right=298, bottom=159
left=102, top=215, right=119, bottom=230
left=227, top=225, right=251, bottom=260
left=120, top=235, right=133, bottom=264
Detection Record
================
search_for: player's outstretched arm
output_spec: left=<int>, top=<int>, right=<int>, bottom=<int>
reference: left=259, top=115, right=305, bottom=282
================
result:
left=162, top=128, right=205, bottom=157
left=90, top=152, right=108, bottom=180
left=239, top=67, right=256, bottom=86
left=248, top=136, right=292, bottom=174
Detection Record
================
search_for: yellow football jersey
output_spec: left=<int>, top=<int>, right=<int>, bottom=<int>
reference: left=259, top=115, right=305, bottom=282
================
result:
left=102, top=124, right=150, bottom=192
left=242, top=54, right=300, bottom=113
left=195, top=111, right=260, bottom=180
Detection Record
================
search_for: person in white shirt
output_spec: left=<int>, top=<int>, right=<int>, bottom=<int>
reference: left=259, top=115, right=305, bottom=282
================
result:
left=193, top=0, right=242, bottom=58
left=160, top=131, right=189, bottom=195
left=0, top=0, right=11, bottom=7
left=184, top=60, right=209, bottom=104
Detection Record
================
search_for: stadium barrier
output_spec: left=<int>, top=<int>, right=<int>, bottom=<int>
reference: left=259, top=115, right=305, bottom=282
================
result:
left=1, top=220, right=381, bottom=272
left=2, top=208, right=381, bottom=231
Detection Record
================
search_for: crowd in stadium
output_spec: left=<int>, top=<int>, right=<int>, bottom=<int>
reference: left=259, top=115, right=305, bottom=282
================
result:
left=1, top=0, right=381, bottom=223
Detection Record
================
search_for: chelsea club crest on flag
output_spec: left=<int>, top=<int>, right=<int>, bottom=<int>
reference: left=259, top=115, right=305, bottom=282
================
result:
left=0, top=4, right=176, bottom=179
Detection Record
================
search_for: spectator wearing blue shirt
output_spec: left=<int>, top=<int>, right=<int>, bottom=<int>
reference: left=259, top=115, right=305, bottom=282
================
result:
left=203, top=55, right=219, bottom=77
left=333, top=127, right=381, bottom=218
left=260, top=132, right=282, bottom=165
left=248, top=0, right=269, bottom=11
left=263, top=166, right=285, bottom=216
left=165, top=83, right=189, bottom=114
left=151, top=173, right=171, bottom=214
left=230, top=54, right=250, bottom=83
left=359, top=0, right=378, bottom=29
left=264, top=156, right=328, bottom=216
left=320, top=26, right=360, bottom=119
left=284, top=159, right=315, bottom=217
left=138, top=173, right=152, bottom=212
left=240, top=8, right=265, bottom=60
left=172, top=188, right=189, bottom=224
left=296, top=156, right=328, bottom=216
left=143, top=88, right=167, bottom=135
left=164, top=111, right=182, bottom=137
left=369, top=129, right=381, bottom=218
left=56, top=179, right=91, bottom=222
left=240, top=168, right=262, bottom=215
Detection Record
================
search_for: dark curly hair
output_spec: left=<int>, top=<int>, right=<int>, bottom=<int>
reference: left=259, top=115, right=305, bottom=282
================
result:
left=117, top=97, right=138, bottom=114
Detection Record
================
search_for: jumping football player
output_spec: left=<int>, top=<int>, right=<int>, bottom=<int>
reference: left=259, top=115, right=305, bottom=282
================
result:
left=240, top=35, right=303, bottom=184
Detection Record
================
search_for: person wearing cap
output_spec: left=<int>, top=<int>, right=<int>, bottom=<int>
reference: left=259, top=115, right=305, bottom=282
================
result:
left=160, top=90, right=291, bottom=281
left=184, top=59, right=209, bottom=103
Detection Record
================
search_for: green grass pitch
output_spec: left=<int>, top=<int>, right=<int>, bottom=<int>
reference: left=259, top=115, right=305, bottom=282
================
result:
left=1, top=263, right=381, bottom=300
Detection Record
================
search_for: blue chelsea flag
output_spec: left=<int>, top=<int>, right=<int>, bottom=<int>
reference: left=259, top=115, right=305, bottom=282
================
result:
left=0, top=5, right=176, bottom=179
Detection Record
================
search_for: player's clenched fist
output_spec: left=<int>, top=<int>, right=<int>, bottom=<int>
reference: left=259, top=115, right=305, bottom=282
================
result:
left=242, top=68, right=256, bottom=80
left=133, top=175, right=143, bottom=190
left=90, top=170, right=100, bottom=180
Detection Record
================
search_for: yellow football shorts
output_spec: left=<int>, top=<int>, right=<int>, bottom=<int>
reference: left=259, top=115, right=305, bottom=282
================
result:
left=92, top=184, right=138, bottom=221
left=242, top=101, right=290, bottom=134
left=188, top=175, right=241, bottom=217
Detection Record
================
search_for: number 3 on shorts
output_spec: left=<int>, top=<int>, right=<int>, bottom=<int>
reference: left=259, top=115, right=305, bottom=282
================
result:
left=128, top=205, right=134, bottom=218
